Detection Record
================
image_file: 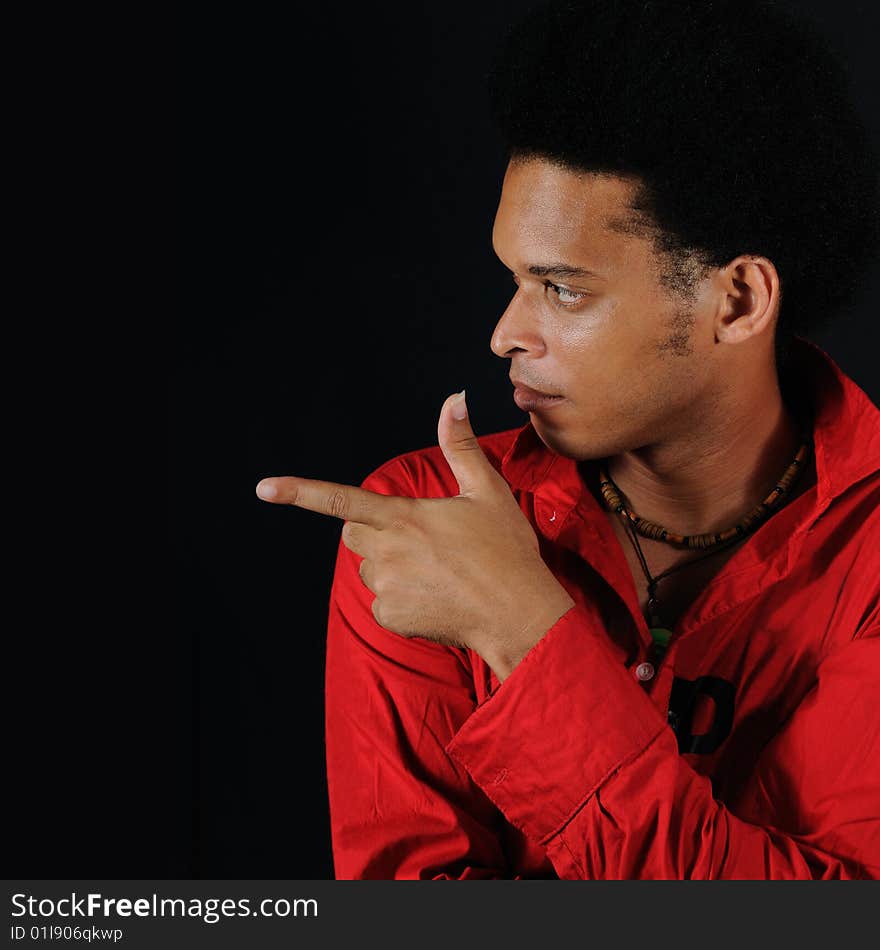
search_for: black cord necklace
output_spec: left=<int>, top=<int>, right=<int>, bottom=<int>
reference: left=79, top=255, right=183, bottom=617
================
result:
left=598, top=434, right=813, bottom=662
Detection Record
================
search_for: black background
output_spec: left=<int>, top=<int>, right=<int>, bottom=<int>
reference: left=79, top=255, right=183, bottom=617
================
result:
left=11, top=1, right=877, bottom=880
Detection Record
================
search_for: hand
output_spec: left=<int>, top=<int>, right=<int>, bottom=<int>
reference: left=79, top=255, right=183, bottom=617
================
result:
left=255, top=390, right=575, bottom=680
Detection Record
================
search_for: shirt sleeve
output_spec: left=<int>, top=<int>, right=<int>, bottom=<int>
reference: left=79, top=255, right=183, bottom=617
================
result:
left=324, top=460, right=540, bottom=879
left=445, top=602, right=880, bottom=879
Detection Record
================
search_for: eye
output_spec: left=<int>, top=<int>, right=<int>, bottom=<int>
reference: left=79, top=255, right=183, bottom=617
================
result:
left=546, top=280, right=589, bottom=308
left=508, top=273, right=590, bottom=308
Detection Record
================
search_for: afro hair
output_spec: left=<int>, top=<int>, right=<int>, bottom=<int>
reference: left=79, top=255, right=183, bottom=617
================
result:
left=486, top=0, right=880, bottom=371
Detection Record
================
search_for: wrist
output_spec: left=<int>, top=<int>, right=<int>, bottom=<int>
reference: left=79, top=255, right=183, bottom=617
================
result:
left=485, top=586, right=575, bottom=683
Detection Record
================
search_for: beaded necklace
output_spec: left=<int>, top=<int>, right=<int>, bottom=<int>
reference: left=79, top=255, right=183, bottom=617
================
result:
left=597, top=434, right=813, bottom=663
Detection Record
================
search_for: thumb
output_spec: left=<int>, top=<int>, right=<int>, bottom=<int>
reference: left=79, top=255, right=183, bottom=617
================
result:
left=438, top=389, right=496, bottom=496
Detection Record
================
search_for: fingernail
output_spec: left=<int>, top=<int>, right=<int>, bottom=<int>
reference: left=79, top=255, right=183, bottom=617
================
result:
left=256, top=480, right=277, bottom=500
left=451, top=389, right=467, bottom=420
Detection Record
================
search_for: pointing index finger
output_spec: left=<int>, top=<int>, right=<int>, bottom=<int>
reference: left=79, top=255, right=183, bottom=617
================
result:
left=256, top=476, right=397, bottom=526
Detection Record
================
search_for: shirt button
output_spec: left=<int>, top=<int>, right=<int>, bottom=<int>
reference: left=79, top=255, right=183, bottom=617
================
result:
left=635, top=661, right=655, bottom=682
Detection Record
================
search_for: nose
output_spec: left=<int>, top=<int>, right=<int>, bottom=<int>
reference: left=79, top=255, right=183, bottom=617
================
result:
left=489, top=289, right=547, bottom=359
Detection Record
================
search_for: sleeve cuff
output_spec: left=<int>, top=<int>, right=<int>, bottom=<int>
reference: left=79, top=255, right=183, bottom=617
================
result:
left=445, top=602, right=667, bottom=843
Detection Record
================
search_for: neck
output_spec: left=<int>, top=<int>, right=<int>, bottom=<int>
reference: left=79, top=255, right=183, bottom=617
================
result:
left=606, top=372, right=805, bottom=538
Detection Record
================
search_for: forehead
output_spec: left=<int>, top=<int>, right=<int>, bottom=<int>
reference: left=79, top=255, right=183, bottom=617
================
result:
left=492, top=159, right=647, bottom=270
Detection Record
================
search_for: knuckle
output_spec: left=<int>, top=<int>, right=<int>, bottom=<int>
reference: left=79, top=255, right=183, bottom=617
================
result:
left=328, top=489, right=348, bottom=519
left=342, top=521, right=358, bottom=547
left=384, top=501, right=409, bottom=532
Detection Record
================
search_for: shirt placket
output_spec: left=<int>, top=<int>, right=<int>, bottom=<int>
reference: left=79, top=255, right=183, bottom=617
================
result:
left=534, top=482, right=678, bottom=718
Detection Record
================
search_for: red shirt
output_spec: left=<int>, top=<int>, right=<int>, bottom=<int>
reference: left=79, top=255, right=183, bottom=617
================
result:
left=325, top=336, right=880, bottom=879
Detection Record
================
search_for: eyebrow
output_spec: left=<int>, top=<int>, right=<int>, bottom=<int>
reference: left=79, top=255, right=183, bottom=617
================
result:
left=525, top=262, right=603, bottom=280
left=490, top=234, right=605, bottom=281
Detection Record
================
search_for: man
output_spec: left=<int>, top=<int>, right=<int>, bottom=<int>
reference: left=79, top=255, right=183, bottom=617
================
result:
left=257, top=0, right=879, bottom=877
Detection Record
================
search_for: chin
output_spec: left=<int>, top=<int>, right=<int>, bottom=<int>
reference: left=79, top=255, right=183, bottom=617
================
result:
left=531, top=420, right=606, bottom=461
left=532, top=415, right=644, bottom=462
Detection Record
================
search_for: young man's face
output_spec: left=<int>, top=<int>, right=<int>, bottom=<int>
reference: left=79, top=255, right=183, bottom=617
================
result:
left=490, top=157, right=722, bottom=460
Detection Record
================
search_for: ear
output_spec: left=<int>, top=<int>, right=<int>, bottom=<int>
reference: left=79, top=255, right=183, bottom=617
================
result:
left=714, top=255, right=780, bottom=346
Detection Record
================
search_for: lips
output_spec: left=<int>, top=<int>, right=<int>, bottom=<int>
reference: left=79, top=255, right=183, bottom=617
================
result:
left=510, top=378, right=565, bottom=412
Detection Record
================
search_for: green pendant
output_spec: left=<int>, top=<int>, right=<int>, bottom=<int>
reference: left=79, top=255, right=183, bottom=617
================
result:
left=649, top=627, right=674, bottom=649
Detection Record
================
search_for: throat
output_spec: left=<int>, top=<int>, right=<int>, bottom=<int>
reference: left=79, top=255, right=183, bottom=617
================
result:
left=606, top=513, right=746, bottom=629
left=599, top=447, right=818, bottom=631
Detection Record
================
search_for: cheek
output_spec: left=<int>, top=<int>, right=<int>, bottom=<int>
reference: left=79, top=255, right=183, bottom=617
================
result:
left=557, top=315, right=643, bottom=405
left=560, top=295, right=696, bottom=409
left=538, top=337, right=678, bottom=457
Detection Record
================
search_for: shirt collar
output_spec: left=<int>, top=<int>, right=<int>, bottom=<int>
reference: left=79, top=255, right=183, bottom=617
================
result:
left=500, top=335, right=880, bottom=521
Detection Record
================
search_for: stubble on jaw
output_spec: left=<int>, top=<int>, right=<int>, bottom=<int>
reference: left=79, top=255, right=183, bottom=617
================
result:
left=651, top=244, right=712, bottom=361
left=656, top=303, right=696, bottom=358
left=605, top=185, right=712, bottom=364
